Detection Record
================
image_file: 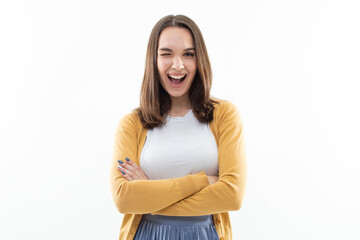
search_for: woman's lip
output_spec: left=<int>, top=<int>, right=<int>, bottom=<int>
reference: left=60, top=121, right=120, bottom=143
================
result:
left=167, top=73, right=187, bottom=77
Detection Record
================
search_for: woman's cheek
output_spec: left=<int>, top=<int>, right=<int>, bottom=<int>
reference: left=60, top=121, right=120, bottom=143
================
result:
left=158, top=57, right=172, bottom=68
left=183, top=58, right=196, bottom=69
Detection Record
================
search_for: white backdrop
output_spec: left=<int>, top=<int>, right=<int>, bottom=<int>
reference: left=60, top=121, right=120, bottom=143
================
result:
left=1, top=0, right=359, bottom=239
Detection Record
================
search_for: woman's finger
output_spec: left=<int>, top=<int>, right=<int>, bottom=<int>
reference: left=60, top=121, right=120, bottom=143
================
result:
left=118, top=159, right=137, bottom=172
left=117, top=165, right=135, bottom=181
left=118, top=158, right=148, bottom=180
left=121, top=166, right=138, bottom=180
left=124, top=157, right=148, bottom=179
left=117, top=163, right=135, bottom=181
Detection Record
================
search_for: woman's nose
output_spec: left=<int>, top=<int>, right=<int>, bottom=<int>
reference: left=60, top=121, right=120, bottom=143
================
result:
left=172, top=57, right=184, bottom=70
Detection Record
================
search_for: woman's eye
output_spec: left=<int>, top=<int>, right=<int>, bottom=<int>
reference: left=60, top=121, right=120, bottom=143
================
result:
left=160, top=53, right=171, bottom=56
left=184, top=52, right=195, bottom=57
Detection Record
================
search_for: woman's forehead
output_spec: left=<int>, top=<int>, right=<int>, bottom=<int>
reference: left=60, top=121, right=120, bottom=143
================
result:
left=158, top=27, right=195, bottom=50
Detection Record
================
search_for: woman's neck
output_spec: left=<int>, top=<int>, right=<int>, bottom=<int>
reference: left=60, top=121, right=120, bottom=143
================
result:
left=169, top=95, right=191, bottom=117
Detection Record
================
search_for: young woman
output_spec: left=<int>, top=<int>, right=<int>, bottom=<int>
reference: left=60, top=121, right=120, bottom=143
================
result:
left=110, top=15, right=247, bottom=240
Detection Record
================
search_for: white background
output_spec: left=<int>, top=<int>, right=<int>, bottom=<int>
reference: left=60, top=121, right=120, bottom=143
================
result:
left=1, top=0, right=359, bottom=239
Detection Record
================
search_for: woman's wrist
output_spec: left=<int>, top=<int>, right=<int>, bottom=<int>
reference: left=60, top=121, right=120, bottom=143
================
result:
left=206, top=175, right=219, bottom=185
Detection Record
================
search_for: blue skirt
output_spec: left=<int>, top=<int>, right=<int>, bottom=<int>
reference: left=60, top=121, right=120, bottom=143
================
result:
left=133, top=214, right=220, bottom=240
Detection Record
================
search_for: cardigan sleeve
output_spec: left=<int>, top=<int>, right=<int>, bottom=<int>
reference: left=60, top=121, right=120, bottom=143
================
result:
left=150, top=101, right=247, bottom=216
left=109, top=112, right=210, bottom=214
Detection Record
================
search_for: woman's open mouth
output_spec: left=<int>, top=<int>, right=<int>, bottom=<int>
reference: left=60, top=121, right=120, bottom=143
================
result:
left=167, top=74, right=187, bottom=88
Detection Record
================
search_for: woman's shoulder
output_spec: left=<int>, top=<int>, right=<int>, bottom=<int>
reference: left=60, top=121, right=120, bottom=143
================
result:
left=210, top=97, right=240, bottom=116
left=117, top=109, right=142, bottom=130
left=208, top=97, right=243, bottom=137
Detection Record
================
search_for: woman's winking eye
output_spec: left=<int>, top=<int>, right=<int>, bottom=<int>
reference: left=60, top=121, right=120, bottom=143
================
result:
left=159, top=53, right=171, bottom=56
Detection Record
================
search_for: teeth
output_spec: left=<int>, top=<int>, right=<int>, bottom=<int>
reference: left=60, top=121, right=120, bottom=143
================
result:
left=168, top=74, right=186, bottom=79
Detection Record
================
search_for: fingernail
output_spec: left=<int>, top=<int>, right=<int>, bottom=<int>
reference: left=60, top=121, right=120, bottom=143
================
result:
left=118, top=160, right=124, bottom=164
left=121, top=170, right=125, bottom=174
left=117, top=165, right=123, bottom=169
left=125, top=157, right=130, bottom=162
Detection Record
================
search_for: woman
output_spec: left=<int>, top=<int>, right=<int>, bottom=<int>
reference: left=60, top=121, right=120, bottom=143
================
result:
left=110, top=15, right=247, bottom=240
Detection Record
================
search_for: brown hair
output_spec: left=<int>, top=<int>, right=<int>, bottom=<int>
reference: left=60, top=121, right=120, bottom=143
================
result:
left=136, top=14, right=218, bottom=129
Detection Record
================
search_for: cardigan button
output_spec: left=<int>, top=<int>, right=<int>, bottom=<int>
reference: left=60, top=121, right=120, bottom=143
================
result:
left=216, top=219, right=221, bottom=224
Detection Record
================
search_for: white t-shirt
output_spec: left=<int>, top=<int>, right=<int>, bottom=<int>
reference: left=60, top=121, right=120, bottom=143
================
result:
left=140, top=109, right=219, bottom=180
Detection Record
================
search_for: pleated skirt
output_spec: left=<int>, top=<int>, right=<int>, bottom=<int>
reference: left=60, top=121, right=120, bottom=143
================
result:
left=133, top=214, right=220, bottom=240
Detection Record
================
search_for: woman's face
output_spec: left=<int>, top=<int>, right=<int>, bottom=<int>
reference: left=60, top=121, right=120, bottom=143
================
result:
left=157, top=27, right=197, bottom=101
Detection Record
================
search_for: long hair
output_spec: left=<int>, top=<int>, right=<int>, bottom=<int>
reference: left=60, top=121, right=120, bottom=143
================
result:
left=136, top=14, right=218, bottom=129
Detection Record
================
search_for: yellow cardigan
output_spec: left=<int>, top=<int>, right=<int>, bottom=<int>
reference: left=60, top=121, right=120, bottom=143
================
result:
left=110, top=99, right=247, bottom=240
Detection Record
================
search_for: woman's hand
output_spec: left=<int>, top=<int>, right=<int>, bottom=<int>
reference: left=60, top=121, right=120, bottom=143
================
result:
left=207, top=175, right=219, bottom=185
left=117, top=157, right=149, bottom=181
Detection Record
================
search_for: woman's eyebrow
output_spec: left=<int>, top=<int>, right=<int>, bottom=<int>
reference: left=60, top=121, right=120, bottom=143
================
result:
left=158, top=48, right=172, bottom=52
left=158, top=47, right=195, bottom=52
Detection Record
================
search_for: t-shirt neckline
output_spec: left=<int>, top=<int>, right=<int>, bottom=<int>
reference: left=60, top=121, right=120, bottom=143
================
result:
left=168, top=109, right=193, bottom=120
